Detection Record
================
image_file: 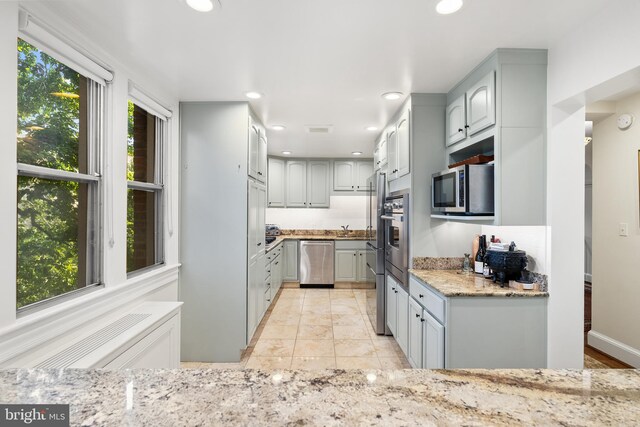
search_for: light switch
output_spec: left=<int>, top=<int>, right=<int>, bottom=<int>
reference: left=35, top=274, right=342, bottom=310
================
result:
left=619, top=223, right=629, bottom=237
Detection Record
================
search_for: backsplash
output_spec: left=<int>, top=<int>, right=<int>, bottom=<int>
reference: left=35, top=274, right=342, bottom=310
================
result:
left=266, top=195, right=366, bottom=230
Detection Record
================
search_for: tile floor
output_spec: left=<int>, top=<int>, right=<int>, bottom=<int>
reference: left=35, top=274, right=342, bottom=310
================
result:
left=245, top=288, right=411, bottom=370
left=182, top=288, right=411, bottom=370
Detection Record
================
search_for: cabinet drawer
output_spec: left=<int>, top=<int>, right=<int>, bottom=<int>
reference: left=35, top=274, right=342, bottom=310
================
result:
left=410, top=276, right=445, bottom=324
left=334, top=240, right=367, bottom=250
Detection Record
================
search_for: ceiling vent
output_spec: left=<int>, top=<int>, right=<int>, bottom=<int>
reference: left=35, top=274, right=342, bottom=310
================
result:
left=306, top=125, right=333, bottom=134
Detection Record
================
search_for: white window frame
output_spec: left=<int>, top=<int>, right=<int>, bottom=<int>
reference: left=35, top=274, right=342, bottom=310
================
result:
left=15, top=31, right=108, bottom=313
left=126, top=87, right=169, bottom=276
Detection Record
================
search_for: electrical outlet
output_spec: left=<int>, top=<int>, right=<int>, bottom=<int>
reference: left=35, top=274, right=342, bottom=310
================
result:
left=619, top=223, right=629, bottom=237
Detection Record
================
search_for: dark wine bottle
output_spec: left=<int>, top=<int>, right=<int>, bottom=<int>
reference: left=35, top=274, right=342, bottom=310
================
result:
left=475, top=235, right=485, bottom=274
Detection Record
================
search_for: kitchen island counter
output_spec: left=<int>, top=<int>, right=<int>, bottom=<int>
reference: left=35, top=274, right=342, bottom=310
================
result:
left=1, top=368, right=639, bottom=426
left=410, top=269, right=549, bottom=297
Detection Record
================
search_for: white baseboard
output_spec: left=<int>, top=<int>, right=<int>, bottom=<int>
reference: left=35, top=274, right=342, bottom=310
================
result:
left=587, top=330, right=640, bottom=368
left=584, top=273, right=592, bottom=283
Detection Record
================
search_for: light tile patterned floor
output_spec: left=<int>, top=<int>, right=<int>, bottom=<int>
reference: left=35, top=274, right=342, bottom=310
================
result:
left=243, top=288, right=411, bottom=370
left=181, top=288, right=411, bottom=370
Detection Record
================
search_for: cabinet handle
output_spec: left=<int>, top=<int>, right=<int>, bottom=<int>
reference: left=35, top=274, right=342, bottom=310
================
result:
left=275, top=262, right=279, bottom=265
left=458, top=128, right=463, bottom=133
left=464, top=124, right=470, bottom=129
left=419, top=294, right=424, bottom=298
left=421, top=318, right=425, bottom=323
left=352, top=186, right=354, bottom=189
left=415, top=313, right=420, bottom=318
left=309, top=203, right=312, bottom=206
left=257, top=242, right=262, bottom=246
left=392, top=287, right=396, bottom=291
left=267, top=299, right=271, bottom=302
left=395, top=290, right=398, bottom=294
left=353, top=253, right=356, bottom=257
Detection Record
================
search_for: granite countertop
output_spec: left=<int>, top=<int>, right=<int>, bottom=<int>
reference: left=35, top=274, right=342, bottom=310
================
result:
left=266, top=233, right=367, bottom=252
left=410, top=269, right=549, bottom=297
left=1, top=369, right=639, bottom=426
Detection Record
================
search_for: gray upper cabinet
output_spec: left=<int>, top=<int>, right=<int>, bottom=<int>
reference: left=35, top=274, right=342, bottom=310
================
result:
left=396, top=108, right=410, bottom=179
left=257, top=130, right=267, bottom=183
left=248, top=119, right=260, bottom=180
left=446, top=94, right=466, bottom=146
left=374, top=135, right=388, bottom=171
left=267, top=157, right=285, bottom=208
left=334, top=160, right=373, bottom=191
left=445, top=49, right=547, bottom=225
left=386, top=125, right=398, bottom=180
left=307, top=161, right=330, bottom=208
left=356, top=161, right=373, bottom=191
left=334, top=161, right=356, bottom=191
left=286, top=160, right=307, bottom=207
left=466, top=71, right=496, bottom=136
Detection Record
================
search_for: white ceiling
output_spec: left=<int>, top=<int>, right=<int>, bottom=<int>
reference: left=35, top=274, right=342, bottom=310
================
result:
left=39, top=0, right=608, bottom=157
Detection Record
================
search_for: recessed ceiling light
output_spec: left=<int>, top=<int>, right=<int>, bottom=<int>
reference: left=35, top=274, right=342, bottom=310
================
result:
left=382, top=92, right=403, bottom=101
left=282, top=151, right=292, bottom=155
left=365, top=126, right=378, bottom=131
left=272, top=125, right=286, bottom=131
left=436, top=0, right=463, bottom=15
left=186, top=0, right=214, bottom=12
left=352, top=151, right=363, bottom=156
left=245, top=91, right=263, bottom=99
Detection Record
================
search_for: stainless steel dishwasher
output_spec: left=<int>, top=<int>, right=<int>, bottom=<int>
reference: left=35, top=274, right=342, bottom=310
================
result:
left=299, top=240, right=335, bottom=288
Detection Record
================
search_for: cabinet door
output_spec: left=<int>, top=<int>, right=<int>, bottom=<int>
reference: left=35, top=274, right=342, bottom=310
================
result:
left=446, top=95, right=467, bottom=146
left=248, top=119, right=259, bottom=180
left=307, top=161, right=330, bottom=208
left=257, top=131, right=267, bottom=183
left=396, top=285, right=409, bottom=357
left=335, top=250, right=357, bottom=282
left=286, top=161, right=307, bottom=207
left=257, top=185, right=266, bottom=256
left=355, top=161, right=373, bottom=191
left=247, top=181, right=259, bottom=263
left=356, top=250, right=367, bottom=282
left=408, top=298, right=423, bottom=368
left=396, top=109, right=410, bottom=178
left=247, top=260, right=258, bottom=341
left=373, top=145, right=380, bottom=171
left=386, top=126, right=398, bottom=180
left=423, top=309, right=445, bottom=369
left=334, top=161, right=355, bottom=191
left=283, top=240, right=298, bottom=281
left=378, top=137, right=388, bottom=168
left=466, top=71, right=496, bottom=136
left=272, top=255, right=282, bottom=297
left=386, top=275, right=397, bottom=336
left=267, top=158, right=285, bottom=208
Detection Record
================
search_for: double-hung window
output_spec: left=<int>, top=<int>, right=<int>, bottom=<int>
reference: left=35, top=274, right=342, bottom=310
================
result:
left=126, top=87, right=167, bottom=274
left=16, top=35, right=107, bottom=310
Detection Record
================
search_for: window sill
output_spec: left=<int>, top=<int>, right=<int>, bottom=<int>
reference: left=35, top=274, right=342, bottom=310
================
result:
left=0, top=263, right=181, bottom=366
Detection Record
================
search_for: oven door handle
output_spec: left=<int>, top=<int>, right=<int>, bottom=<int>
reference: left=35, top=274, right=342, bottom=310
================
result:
left=381, top=215, right=403, bottom=222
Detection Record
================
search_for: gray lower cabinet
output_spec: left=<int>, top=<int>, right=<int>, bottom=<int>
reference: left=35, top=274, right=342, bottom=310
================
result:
left=335, top=250, right=358, bottom=281
left=396, top=285, right=409, bottom=357
left=283, top=240, right=298, bottom=281
left=407, top=297, right=424, bottom=368
left=406, top=274, right=546, bottom=369
left=386, top=274, right=398, bottom=337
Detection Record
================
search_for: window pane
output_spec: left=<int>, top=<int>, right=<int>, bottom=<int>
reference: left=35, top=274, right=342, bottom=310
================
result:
left=127, top=189, right=159, bottom=272
left=17, top=176, right=91, bottom=308
left=127, top=101, right=156, bottom=183
left=17, top=38, right=88, bottom=174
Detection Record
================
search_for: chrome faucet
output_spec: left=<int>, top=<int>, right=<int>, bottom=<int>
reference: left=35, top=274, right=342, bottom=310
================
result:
left=341, top=225, right=350, bottom=236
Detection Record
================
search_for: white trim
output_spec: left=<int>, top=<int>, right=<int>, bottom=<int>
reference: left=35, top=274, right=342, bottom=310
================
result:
left=128, top=82, right=173, bottom=120
left=18, top=10, right=113, bottom=85
left=0, top=264, right=180, bottom=366
left=587, top=330, right=640, bottom=368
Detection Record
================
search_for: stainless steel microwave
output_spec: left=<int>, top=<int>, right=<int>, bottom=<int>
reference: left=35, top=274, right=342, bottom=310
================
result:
left=431, top=164, right=494, bottom=215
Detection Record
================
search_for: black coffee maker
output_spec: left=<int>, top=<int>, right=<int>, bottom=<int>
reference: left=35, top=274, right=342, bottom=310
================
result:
left=484, top=243, right=527, bottom=287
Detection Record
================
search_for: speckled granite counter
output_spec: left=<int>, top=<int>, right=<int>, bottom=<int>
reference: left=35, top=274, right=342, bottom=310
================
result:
left=265, top=233, right=367, bottom=252
left=1, top=369, right=639, bottom=426
left=410, top=269, right=549, bottom=297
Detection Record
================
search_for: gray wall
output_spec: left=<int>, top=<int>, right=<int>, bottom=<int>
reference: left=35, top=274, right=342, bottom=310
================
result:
left=180, top=102, right=249, bottom=362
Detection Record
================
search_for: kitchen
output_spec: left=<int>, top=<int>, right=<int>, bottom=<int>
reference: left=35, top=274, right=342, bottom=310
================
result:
left=1, top=0, right=640, bottom=425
